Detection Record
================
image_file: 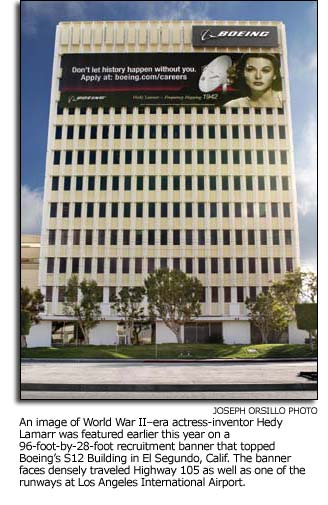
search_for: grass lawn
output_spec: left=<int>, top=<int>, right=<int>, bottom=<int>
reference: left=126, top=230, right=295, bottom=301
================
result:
left=21, top=343, right=317, bottom=360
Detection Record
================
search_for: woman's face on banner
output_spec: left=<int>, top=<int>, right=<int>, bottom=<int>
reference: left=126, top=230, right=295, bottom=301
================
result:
left=244, top=57, right=276, bottom=92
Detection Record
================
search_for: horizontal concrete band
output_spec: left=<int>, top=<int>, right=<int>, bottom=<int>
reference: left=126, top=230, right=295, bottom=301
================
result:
left=21, top=358, right=318, bottom=364
left=21, top=383, right=317, bottom=392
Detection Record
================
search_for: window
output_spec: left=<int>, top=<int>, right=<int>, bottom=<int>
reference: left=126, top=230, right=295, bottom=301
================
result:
left=270, top=176, right=277, bottom=190
left=224, top=258, right=231, bottom=274
left=173, top=150, right=180, bottom=164
left=261, top=258, right=268, bottom=274
left=209, top=176, right=216, bottom=190
left=234, top=176, right=241, bottom=191
left=77, top=151, right=84, bottom=164
left=272, top=230, right=280, bottom=245
left=274, top=258, right=281, bottom=274
left=46, top=286, right=53, bottom=302
left=186, top=258, right=193, bottom=273
left=280, top=151, right=288, bottom=164
left=256, top=151, right=264, bottom=164
left=173, top=258, right=180, bottom=271
left=150, top=125, right=156, bottom=138
left=97, top=258, right=104, bottom=274
left=259, top=203, right=266, bottom=218
left=267, top=125, right=274, bottom=139
left=56, top=105, right=63, bottom=115
left=100, top=176, right=107, bottom=191
left=209, top=150, right=216, bottom=164
left=136, top=203, right=143, bottom=218
left=160, top=230, right=168, bottom=245
left=235, top=203, right=242, bottom=218
left=224, top=287, right=231, bottom=303
left=160, top=258, right=168, bottom=269
left=221, top=150, right=228, bottom=164
left=48, top=229, right=56, bottom=245
left=185, top=176, right=192, bottom=190
left=47, top=257, right=54, bottom=273
left=222, top=203, right=229, bottom=218
left=212, top=287, right=218, bottom=303
left=236, top=258, right=243, bottom=274
left=258, top=176, right=265, bottom=190
left=111, top=203, right=118, bottom=218
left=186, top=230, right=193, bottom=245
left=271, top=203, right=278, bottom=217
left=126, top=125, right=133, bottom=139
left=173, top=230, right=180, bottom=245
left=148, top=258, right=155, bottom=274
left=149, top=150, right=156, bottom=164
left=149, top=176, right=156, bottom=190
left=112, top=176, right=119, bottom=190
left=198, top=203, right=205, bottom=218
left=59, top=258, right=67, bottom=274
left=185, top=125, right=191, bottom=138
left=233, top=151, right=240, bottom=164
left=246, top=176, right=253, bottom=190
left=161, top=176, right=168, bottom=190
left=61, top=229, right=68, bottom=245
left=283, top=203, right=291, bottom=218
left=85, top=230, right=93, bottom=245
left=148, top=203, right=155, bottom=218
left=269, top=150, right=276, bottom=164
left=210, top=230, right=217, bottom=245
left=286, top=258, right=293, bottom=272
left=210, top=203, right=217, bottom=218
left=198, top=230, right=205, bottom=245
left=249, top=258, right=256, bottom=274
left=122, top=258, right=130, bottom=274
left=245, top=150, right=252, bottom=164
left=99, top=202, right=106, bottom=218
left=123, top=203, right=130, bottom=218
left=51, top=176, right=59, bottom=191
left=223, top=230, right=230, bottom=245
left=114, top=125, right=121, bottom=139
left=198, top=258, right=205, bottom=274
left=102, top=126, right=108, bottom=139
left=249, top=287, right=257, bottom=301
left=148, top=230, right=155, bottom=245
left=255, top=126, right=262, bottom=139
left=244, top=125, right=251, bottom=139
left=75, top=176, right=83, bottom=191
left=173, top=203, right=180, bottom=218
left=90, top=125, right=97, bottom=139
left=113, top=150, right=120, bottom=164
left=137, top=176, right=143, bottom=190
left=247, top=203, right=254, bottom=218
left=138, top=125, right=144, bottom=138
left=279, top=125, right=286, bottom=139
left=135, top=258, right=142, bottom=274
left=220, top=125, right=227, bottom=138
left=62, top=202, right=69, bottom=218
left=197, top=176, right=204, bottom=190
left=282, top=176, right=289, bottom=190
left=125, top=151, right=132, bottom=164
left=173, top=176, right=180, bottom=190
left=109, top=286, right=116, bottom=302
left=124, top=176, right=131, bottom=191
left=123, top=230, right=130, bottom=245
left=237, top=287, right=244, bottom=303
left=222, top=176, right=229, bottom=191
left=67, top=125, right=74, bottom=140
left=209, top=125, right=215, bottom=138
left=110, top=258, right=117, bottom=274
left=55, top=126, right=62, bottom=139
left=197, top=125, right=204, bottom=139
left=161, top=125, right=168, bottom=138
left=89, top=151, right=96, bottom=164
left=248, top=230, right=255, bottom=245
left=235, top=230, right=242, bottom=245
left=161, top=203, right=167, bottom=218
left=88, top=176, right=95, bottom=191
left=110, top=230, right=117, bottom=245
left=98, top=230, right=105, bottom=245
left=65, top=151, right=73, bottom=165
left=58, top=287, right=66, bottom=303
left=53, top=151, right=60, bottom=164
left=232, top=125, right=239, bottom=139
left=260, top=230, right=267, bottom=245
left=185, top=150, right=192, bottom=164
left=86, top=203, right=94, bottom=218
left=161, top=150, right=168, bottom=164
left=211, top=258, right=218, bottom=274
left=173, top=125, right=180, bottom=139
left=285, top=230, right=292, bottom=245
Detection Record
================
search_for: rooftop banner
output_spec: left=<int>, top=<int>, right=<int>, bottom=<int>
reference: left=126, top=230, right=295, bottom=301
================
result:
left=59, top=52, right=283, bottom=108
left=192, top=25, right=279, bottom=48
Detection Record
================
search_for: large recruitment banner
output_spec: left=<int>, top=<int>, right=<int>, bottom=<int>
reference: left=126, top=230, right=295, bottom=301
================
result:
left=59, top=53, right=283, bottom=108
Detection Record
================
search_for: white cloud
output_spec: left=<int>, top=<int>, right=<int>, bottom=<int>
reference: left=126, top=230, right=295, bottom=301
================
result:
left=21, top=185, right=43, bottom=234
left=22, top=1, right=88, bottom=36
left=295, top=114, right=317, bottom=216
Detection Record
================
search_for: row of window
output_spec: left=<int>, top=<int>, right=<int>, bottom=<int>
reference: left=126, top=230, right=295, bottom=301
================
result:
left=46, top=284, right=272, bottom=304
left=48, top=228, right=293, bottom=247
left=46, top=256, right=293, bottom=275
left=53, top=148, right=288, bottom=166
left=55, top=124, right=287, bottom=141
left=49, top=201, right=292, bottom=219
left=51, top=175, right=290, bottom=192
left=57, top=105, right=285, bottom=117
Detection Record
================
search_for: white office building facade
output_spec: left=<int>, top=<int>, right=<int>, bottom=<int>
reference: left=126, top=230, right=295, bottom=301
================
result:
left=31, top=20, right=307, bottom=347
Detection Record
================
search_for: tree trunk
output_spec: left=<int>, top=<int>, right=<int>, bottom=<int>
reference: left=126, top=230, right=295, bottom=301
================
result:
left=308, top=331, right=313, bottom=351
left=175, top=325, right=183, bottom=344
left=21, top=335, right=27, bottom=348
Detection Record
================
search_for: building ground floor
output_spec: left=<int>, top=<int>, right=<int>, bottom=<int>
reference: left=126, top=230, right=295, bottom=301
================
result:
left=25, top=317, right=307, bottom=348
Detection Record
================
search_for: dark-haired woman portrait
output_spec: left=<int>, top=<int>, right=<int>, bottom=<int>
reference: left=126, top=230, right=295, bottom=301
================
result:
left=224, top=53, right=283, bottom=108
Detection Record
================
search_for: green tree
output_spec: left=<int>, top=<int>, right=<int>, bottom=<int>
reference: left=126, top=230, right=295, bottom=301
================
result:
left=295, top=303, right=317, bottom=350
left=63, top=275, right=101, bottom=345
left=20, top=287, right=45, bottom=347
left=246, top=291, right=290, bottom=344
left=111, top=287, right=149, bottom=344
left=145, top=269, right=203, bottom=344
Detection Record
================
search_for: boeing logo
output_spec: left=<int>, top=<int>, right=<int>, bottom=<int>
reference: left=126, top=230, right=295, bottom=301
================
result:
left=200, top=29, right=270, bottom=41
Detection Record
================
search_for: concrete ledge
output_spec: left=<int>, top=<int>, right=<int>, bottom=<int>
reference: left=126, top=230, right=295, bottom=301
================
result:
left=21, top=383, right=317, bottom=392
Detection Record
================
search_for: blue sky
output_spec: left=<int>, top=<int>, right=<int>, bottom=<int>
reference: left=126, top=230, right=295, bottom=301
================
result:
left=21, top=0, right=317, bottom=271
